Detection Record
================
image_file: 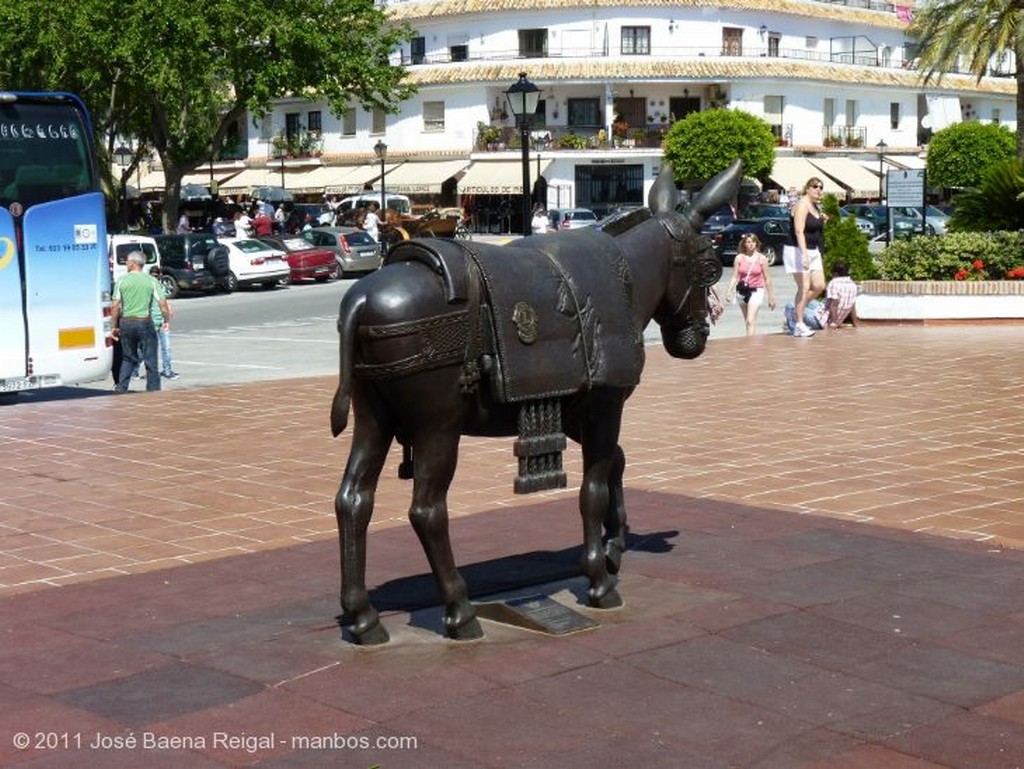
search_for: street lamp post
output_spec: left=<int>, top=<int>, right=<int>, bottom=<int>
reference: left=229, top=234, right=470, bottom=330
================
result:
left=373, top=139, right=388, bottom=254
left=876, top=138, right=889, bottom=245
left=274, top=143, right=287, bottom=190
left=113, top=145, right=133, bottom=231
left=373, top=139, right=388, bottom=216
left=875, top=139, right=887, bottom=202
left=504, top=72, right=540, bottom=236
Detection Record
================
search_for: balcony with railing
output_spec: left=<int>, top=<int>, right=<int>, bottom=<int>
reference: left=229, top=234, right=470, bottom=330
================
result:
left=397, top=43, right=916, bottom=70
left=821, top=125, right=867, bottom=148
left=475, top=123, right=671, bottom=152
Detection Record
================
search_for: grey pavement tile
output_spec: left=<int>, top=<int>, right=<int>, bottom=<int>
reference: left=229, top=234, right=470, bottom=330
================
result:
left=846, top=644, right=1024, bottom=708
left=886, top=710, right=1024, bottom=769
left=55, top=662, right=264, bottom=728
left=721, top=609, right=912, bottom=669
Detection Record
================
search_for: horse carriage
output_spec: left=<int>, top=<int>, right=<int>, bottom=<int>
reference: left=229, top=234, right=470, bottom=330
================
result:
left=382, top=207, right=471, bottom=245
left=330, top=161, right=742, bottom=644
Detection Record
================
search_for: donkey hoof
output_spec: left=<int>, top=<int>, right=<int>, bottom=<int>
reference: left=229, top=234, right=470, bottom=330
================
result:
left=589, top=587, right=623, bottom=610
left=447, top=616, right=484, bottom=641
left=604, top=542, right=624, bottom=575
left=352, top=621, right=390, bottom=646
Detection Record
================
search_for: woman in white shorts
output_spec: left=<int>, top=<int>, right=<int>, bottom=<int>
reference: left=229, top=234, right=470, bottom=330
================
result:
left=725, top=233, right=776, bottom=335
left=783, top=178, right=828, bottom=337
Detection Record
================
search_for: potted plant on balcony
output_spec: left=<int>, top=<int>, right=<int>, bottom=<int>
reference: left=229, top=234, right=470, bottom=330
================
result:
left=477, top=121, right=503, bottom=150
left=558, top=132, right=587, bottom=150
left=612, top=116, right=630, bottom=147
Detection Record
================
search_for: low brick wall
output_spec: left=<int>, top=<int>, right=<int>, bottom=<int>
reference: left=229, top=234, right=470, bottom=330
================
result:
left=856, top=281, right=1024, bottom=323
left=860, top=280, right=1024, bottom=296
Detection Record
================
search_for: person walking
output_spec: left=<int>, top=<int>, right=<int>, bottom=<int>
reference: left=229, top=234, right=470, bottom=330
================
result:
left=725, top=233, right=776, bottom=335
left=111, top=251, right=170, bottom=392
left=783, top=177, right=828, bottom=337
left=362, top=202, right=381, bottom=242
left=147, top=266, right=179, bottom=379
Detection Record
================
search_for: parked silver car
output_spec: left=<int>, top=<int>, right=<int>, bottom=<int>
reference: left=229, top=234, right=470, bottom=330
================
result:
left=301, top=226, right=382, bottom=276
left=547, top=208, right=599, bottom=231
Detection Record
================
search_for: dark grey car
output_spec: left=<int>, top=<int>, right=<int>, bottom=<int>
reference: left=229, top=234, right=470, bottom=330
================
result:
left=301, top=226, right=382, bottom=275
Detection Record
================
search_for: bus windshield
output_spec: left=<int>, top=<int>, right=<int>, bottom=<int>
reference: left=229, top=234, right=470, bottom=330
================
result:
left=0, top=97, right=94, bottom=208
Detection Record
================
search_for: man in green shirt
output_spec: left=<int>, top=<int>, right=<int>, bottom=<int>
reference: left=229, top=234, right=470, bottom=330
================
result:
left=111, top=251, right=170, bottom=392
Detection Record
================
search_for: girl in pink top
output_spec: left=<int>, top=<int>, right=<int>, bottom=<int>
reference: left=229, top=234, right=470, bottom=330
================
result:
left=725, top=233, right=776, bottom=335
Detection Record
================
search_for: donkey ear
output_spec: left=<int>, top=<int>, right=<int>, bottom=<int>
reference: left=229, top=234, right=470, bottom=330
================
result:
left=687, top=158, right=743, bottom=231
left=648, top=164, right=679, bottom=215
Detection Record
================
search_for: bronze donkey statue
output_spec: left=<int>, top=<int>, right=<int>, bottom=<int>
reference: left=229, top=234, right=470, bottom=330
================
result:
left=331, top=160, right=742, bottom=644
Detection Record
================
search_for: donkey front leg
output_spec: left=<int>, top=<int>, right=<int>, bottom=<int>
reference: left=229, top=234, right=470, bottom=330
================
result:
left=407, top=431, right=482, bottom=641
left=336, top=415, right=394, bottom=645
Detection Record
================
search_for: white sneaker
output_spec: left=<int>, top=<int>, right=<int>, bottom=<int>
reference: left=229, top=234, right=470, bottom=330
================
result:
left=793, top=323, right=815, bottom=338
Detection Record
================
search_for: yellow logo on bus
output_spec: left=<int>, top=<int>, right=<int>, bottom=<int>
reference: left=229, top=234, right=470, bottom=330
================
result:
left=0, top=237, right=14, bottom=270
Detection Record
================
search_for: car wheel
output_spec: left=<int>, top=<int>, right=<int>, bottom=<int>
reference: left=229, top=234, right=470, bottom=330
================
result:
left=160, top=274, right=179, bottom=299
left=221, top=271, right=238, bottom=293
left=762, top=245, right=780, bottom=267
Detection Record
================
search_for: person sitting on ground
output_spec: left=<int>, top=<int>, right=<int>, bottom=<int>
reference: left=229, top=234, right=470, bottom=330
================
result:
left=816, top=260, right=859, bottom=329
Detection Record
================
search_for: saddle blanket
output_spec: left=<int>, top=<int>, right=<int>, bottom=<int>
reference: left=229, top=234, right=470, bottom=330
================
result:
left=472, top=228, right=645, bottom=402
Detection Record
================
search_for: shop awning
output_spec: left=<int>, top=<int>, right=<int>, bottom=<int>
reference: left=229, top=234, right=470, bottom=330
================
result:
left=381, top=159, right=471, bottom=194
left=807, top=157, right=884, bottom=199
left=134, top=169, right=242, bottom=195
left=218, top=168, right=278, bottom=195
left=287, top=166, right=345, bottom=194
left=458, top=160, right=553, bottom=195
left=766, top=157, right=844, bottom=197
left=319, top=163, right=403, bottom=195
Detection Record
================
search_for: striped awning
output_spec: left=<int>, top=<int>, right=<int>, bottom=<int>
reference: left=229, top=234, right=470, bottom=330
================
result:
left=767, top=157, right=844, bottom=197
left=807, top=157, right=884, bottom=199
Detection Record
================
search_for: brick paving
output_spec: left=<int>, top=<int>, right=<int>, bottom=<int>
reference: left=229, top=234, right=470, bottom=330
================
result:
left=1, top=325, right=1023, bottom=767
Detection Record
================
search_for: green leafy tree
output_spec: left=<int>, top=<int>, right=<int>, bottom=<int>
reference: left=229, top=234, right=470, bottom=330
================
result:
left=948, top=158, right=1024, bottom=231
left=821, top=194, right=876, bottom=281
left=0, top=0, right=414, bottom=230
left=926, top=122, right=1016, bottom=189
left=662, top=109, right=776, bottom=185
left=909, top=0, right=1024, bottom=160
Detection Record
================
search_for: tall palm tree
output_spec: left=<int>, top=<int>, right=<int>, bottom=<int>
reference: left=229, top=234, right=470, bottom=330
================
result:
left=909, top=0, right=1024, bottom=159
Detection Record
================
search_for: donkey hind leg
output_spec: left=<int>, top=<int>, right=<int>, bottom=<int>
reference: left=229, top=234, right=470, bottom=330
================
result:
left=407, top=430, right=483, bottom=641
left=602, top=444, right=629, bottom=575
left=578, top=394, right=625, bottom=609
left=335, top=413, right=394, bottom=645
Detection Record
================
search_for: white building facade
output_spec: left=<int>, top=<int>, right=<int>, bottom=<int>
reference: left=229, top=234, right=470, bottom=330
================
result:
left=203, top=0, right=1016, bottom=229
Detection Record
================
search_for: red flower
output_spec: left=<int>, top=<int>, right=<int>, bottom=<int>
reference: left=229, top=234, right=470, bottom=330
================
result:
left=972, top=259, right=985, bottom=271
left=1008, top=266, right=1024, bottom=279
left=954, top=268, right=969, bottom=280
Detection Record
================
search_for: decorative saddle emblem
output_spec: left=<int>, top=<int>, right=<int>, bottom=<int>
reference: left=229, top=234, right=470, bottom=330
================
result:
left=512, top=301, right=539, bottom=344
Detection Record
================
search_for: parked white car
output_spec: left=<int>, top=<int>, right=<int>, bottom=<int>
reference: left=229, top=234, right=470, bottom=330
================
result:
left=218, top=238, right=291, bottom=291
left=108, top=234, right=159, bottom=280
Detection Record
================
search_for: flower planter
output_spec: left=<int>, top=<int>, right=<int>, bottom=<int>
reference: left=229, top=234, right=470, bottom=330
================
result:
left=856, top=280, right=1024, bottom=324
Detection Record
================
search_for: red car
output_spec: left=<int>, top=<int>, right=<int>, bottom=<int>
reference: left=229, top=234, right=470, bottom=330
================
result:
left=257, top=235, right=337, bottom=283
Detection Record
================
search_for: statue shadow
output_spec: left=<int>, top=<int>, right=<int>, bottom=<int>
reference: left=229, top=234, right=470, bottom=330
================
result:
left=338, top=528, right=677, bottom=636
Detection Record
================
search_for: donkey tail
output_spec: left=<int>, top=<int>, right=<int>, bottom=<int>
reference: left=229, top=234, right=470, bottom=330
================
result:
left=331, top=289, right=367, bottom=437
